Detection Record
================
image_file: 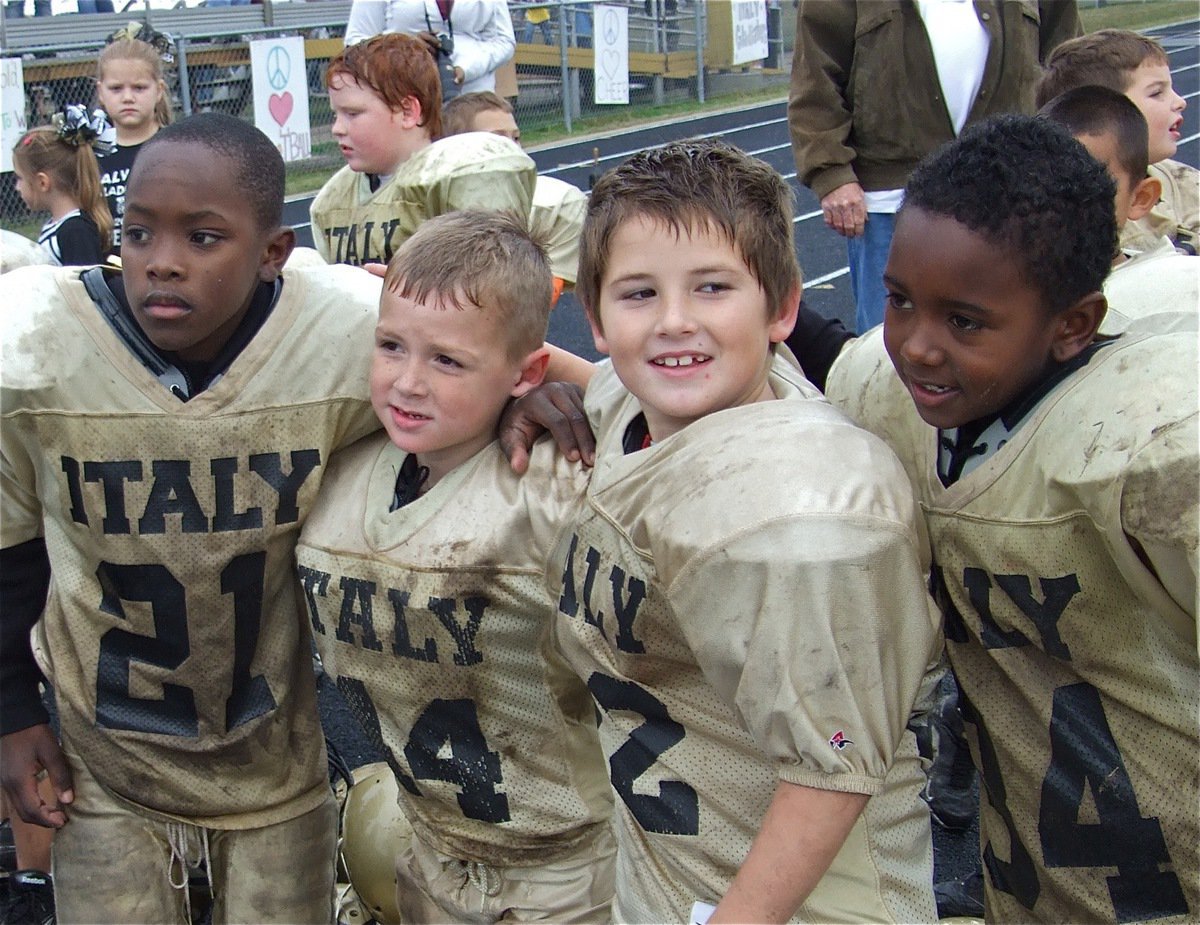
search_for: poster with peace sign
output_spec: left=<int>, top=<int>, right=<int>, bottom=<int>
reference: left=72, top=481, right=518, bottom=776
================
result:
left=250, top=36, right=312, bottom=163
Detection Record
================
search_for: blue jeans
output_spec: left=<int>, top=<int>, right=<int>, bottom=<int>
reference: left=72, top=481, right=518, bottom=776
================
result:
left=846, top=211, right=896, bottom=334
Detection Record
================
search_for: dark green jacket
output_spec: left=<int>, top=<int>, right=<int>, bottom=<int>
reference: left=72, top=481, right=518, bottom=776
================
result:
left=789, top=0, right=1082, bottom=200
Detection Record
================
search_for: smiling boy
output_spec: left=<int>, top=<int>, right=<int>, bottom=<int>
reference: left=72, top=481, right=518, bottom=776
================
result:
left=826, top=115, right=1198, bottom=922
left=551, top=140, right=941, bottom=923
left=0, top=113, right=381, bottom=923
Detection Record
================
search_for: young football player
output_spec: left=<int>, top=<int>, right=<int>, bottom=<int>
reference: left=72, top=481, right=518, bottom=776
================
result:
left=1036, top=29, right=1197, bottom=254
left=1040, top=85, right=1197, bottom=330
left=295, top=210, right=614, bottom=924
left=309, top=33, right=535, bottom=267
left=0, top=112, right=382, bottom=924
left=824, top=114, right=1198, bottom=923
left=442, top=91, right=588, bottom=290
left=544, top=139, right=942, bottom=924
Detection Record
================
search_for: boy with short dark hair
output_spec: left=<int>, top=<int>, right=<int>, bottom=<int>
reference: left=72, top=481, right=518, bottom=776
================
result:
left=0, top=112, right=382, bottom=923
left=296, top=210, right=614, bottom=924
left=558, top=139, right=941, bottom=923
left=1040, top=85, right=1198, bottom=329
left=310, top=34, right=535, bottom=267
left=825, top=114, right=1198, bottom=923
left=1036, top=28, right=1197, bottom=254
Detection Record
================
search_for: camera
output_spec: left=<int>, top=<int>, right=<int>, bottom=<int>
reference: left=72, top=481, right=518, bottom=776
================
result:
left=433, top=32, right=460, bottom=101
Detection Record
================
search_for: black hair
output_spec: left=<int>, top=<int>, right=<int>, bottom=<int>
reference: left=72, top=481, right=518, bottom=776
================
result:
left=903, top=115, right=1115, bottom=314
left=1039, top=85, right=1149, bottom=188
left=139, top=112, right=284, bottom=230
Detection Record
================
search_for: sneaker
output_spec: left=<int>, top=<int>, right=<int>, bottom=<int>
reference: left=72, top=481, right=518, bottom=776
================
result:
left=0, top=870, right=54, bottom=925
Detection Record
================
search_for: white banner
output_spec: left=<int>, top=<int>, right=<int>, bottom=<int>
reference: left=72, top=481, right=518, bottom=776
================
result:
left=731, top=0, right=768, bottom=65
left=1, top=58, right=26, bottom=173
left=594, top=4, right=629, bottom=106
left=250, top=35, right=311, bottom=162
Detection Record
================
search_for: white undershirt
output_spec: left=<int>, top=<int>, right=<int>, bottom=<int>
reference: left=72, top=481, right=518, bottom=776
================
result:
left=864, top=0, right=990, bottom=214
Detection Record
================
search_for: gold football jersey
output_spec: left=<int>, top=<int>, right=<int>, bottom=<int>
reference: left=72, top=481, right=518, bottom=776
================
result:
left=1102, top=244, right=1198, bottom=335
left=297, top=434, right=612, bottom=864
left=1, top=264, right=381, bottom=827
left=551, top=357, right=942, bottom=923
left=310, top=132, right=536, bottom=266
left=530, top=175, right=587, bottom=285
left=1121, top=158, right=1200, bottom=255
left=827, top=328, right=1199, bottom=923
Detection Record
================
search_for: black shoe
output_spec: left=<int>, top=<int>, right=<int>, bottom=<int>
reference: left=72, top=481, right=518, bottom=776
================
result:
left=0, top=870, right=54, bottom=925
left=935, top=870, right=984, bottom=919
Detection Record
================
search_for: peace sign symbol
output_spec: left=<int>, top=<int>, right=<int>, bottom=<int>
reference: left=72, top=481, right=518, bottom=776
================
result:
left=267, top=45, right=290, bottom=91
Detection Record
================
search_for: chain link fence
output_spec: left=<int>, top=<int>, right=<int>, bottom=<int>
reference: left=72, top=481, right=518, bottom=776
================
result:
left=1, top=1, right=794, bottom=237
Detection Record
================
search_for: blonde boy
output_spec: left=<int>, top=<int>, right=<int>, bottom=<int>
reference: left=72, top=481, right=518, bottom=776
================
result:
left=1037, top=29, right=1197, bottom=254
left=556, top=140, right=941, bottom=923
left=295, top=211, right=614, bottom=923
left=309, top=35, right=535, bottom=267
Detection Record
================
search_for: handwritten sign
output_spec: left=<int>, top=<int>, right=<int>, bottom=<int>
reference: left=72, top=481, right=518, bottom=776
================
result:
left=250, top=36, right=311, bottom=162
left=594, top=5, right=629, bottom=106
left=1, top=58, right=26, bottom=173
left=730, top=0, right=768, bottom=65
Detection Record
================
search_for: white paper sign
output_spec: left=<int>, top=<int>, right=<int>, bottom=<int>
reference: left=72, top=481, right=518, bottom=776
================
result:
left=594, top=4, right=629, bottom=106
left=1, top=58, right=26, bottom=173
left=250, top=35, right=311, bottom=162
left=730, top=0, right=768, bottom=65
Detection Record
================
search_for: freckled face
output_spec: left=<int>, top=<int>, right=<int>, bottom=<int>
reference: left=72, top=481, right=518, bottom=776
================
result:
left=1125, top=61, right=1186, bottom=163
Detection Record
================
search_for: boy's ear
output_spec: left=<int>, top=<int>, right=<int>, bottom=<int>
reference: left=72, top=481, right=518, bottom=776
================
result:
left=510, top=346, right=551, bottom=398
left=585, top=305, right=609, bottom=356
left=257, top=226, right=296, bottom=282
left=1050, top=291, right=1107, bottom=363
left=768, top=283, right=803, bottom=343
left=1127, top=175, right=1162, bottom=223
left=399, top=95, right=424, bottom=129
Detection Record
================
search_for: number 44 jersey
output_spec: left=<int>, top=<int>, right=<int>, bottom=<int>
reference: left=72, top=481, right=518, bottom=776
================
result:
left=827, top=327, right=1199, bottom=923
left=0, top=264, right=380, bottom=827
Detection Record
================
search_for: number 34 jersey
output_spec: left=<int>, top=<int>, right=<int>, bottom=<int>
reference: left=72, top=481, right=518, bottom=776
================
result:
left=296, top=435, right=612, bottom=864
left=827, top=328, right=1199, bottom=923
left=552, top=358, right=942, bottom=924
left=0, top=264, right=381, bottom=827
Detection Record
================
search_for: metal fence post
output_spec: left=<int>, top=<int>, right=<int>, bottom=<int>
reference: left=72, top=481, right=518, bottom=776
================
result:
left=176, top=34, right=193, bottom=118
left=558, top=0, right=572, bottom=133
left=694, top=2, right=705, bottom=103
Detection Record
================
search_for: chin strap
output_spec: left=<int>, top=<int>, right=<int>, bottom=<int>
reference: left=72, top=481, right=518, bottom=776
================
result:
left=80, top=266, right=192, bottom=399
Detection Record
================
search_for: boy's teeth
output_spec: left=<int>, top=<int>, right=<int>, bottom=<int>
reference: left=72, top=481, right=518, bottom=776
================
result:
left=657, top=355, right=699, bottom=367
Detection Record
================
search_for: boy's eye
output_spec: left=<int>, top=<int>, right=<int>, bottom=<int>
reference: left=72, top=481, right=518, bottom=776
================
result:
left=376, top=339, right=401, bottom=353
left=190, top=231, right=221, bottom=246
left=622, top=287, right=655, bottom=301
left=697, top=281, right=729, bottom=295
left=949, top=314, right=982, bottom=333
left=885, top=292, right=913, bottom=312
left=124, top=227, right=149, bottom=244
left=434, top=354, right=461, bottom=368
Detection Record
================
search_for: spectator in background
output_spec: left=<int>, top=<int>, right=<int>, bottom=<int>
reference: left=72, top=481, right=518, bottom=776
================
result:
left=522, top=5, right=553, bottom=43
left=788, top=0, right=1081, bottom=334
left=344, top=0, right=515, bottom=96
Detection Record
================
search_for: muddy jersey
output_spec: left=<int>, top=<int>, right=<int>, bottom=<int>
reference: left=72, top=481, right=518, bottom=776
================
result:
left=0, top=263, right=381, bottom=827
left=309, top=132, right=535, bottom=266
left=297, top=434, right=611, bottom=864
left=1103, top=241, right=1199, bottom=335
left=826, top=328, right=1199, bottom=923
left=551, top=356, right=942, bottom=924
left=530, top=175, right=587, bottom=285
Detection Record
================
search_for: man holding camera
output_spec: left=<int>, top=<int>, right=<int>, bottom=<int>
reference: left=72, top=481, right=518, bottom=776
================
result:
left=344, top=0, right=516, bottom=101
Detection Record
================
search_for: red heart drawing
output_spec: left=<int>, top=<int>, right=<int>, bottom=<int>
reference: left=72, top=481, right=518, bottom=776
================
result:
left=268, top=91, right=293, bottom=127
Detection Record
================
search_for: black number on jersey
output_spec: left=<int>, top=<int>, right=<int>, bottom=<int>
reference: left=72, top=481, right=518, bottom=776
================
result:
left=587, top=672, right=699, bottom=835
left=405, top=699, right=511, bottom=824
left=1039, top=683, right=1187, bottom=921
left=94, top=553, right=277, bottom=736
left=334, top=678, right=513, bottom=825
left=964, top=683, right=1187, bottom=920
